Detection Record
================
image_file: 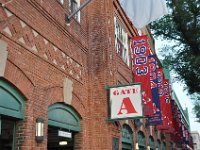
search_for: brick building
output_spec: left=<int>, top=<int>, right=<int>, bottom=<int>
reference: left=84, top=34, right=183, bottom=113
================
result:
left=0, top=0, right=192, bottom=150
left=191, top=131, right=200, bottom=150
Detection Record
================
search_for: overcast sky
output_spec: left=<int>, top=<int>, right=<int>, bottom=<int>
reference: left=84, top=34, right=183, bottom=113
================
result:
left=172, top=82, right=200, bottom=133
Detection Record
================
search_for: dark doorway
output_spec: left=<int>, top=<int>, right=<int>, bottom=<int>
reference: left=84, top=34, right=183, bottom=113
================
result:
left=0, top=117, right=15, bottom=150
left=48, top=126, right=74, bottom=150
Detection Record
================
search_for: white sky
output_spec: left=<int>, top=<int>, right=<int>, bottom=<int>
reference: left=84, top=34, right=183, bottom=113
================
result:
left=172, top=82, right=200, bottom=134
left=155, top=39, right=200, bottom=134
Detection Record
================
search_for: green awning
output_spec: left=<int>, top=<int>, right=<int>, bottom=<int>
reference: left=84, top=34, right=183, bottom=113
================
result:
left=0, top=79, right=25, bottom=119
left=48, top=103, right=81, bottom=132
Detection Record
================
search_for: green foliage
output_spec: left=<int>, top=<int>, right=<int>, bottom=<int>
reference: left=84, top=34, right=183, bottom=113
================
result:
left=193, top=96, right=200, bottom=122
left=150, top=0, right=200, bottom=122
left=150, top=0, right=200, bottom=94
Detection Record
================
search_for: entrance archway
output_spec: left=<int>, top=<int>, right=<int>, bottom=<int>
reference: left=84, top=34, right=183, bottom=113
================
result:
left=0, top=79, right=25, bottom=150
left=48, top=103, right=81, bottom=150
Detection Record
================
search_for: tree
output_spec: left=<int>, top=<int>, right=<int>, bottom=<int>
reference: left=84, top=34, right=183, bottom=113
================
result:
left=150, top=0, right=200, bottom=121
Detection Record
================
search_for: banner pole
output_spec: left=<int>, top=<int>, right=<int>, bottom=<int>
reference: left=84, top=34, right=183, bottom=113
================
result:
left=66, top=0, right=93, bottom=23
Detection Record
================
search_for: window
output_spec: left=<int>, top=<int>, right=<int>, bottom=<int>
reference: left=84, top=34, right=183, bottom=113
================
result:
left=193, top=144, right=197, bottom=150
left=122, top=125, right=133, bottom=150
left=69, top=0, right=80, bottom=22
left=114, top=17, right=130, bottom=66
left=193, top=135, right=196, bottom=140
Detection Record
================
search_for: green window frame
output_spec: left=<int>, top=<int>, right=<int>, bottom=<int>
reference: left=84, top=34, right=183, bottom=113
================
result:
left=0, top=79, right=25, bottom=150
left=122, top=124, right=133, bottom=150
left=157, top=140, right=161, bottom=150
left=163, top=142, right=166, bottom=150
left=148, top=136, right=155, bottom=150
left=138, top=131, right=145, bottom=150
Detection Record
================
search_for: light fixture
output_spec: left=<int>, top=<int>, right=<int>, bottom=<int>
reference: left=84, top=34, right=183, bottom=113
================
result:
left=59, top=141, right=68, bottom=146
left=35, top=117, right=44, bottom=143
left=136, top=143, right=139, bottom=150
left=147, top=145, right=150, bottom=150
left=156, top=146, right=158, bottom=150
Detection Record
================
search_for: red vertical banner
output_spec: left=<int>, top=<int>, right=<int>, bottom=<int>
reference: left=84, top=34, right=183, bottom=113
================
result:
left=156, top=68, right=169, bottom=130
left=147, top=55, right=162, bottom=125
left=171, top=100, right=182, bottom=143
left=132, top=35, right=154, bottom=116
left=162, top=80, right=174, bottom=133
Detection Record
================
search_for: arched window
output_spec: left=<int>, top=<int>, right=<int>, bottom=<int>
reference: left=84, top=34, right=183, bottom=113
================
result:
left=137, top=131, right=145, bottom=150
left=170, top=141, right=174, bottom=149
left=0, top=79, right=25, bottom=150
left=148, top=136, right=155, bottom=150
left=157, top=140, right=161, bottom=150
left=163, top=142, right=166, bottom=150
left=48, top=103, right=81, bottom=149
left=122, top=124, right=133, bottom=150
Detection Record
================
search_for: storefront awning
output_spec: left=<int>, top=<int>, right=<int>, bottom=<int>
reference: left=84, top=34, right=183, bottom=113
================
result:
left=0, top=79, right=25, bottom=119
left=48, top=103, right=81, bottom=132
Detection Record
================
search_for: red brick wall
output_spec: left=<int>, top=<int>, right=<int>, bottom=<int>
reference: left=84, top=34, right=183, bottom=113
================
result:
left=86, top=0, right=116, bottom=149
left=1, top=0, right=88, bottom=149
left=0, top=0, right=173, bottom=149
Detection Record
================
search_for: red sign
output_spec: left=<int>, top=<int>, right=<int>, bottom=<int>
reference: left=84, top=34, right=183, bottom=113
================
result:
left=132, top=35, right=154, bottom=116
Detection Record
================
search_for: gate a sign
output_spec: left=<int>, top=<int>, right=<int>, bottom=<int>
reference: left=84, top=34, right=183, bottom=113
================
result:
left=109, top=83, right=143, bottom=120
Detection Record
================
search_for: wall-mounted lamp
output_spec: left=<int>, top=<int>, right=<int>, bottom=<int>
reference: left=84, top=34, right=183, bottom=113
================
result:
left=136, top=143, right=139, bottom=150
left=147, top=145, right=150, bottom=150
left=59, top=141, right=68, bottom=146
left=156, top=147, right=159, bottom=150
left=35, top=117, right=44, bottom=143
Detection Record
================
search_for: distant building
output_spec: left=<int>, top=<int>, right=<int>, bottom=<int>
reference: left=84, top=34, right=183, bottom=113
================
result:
left=191, top=131, right=200, bottom=150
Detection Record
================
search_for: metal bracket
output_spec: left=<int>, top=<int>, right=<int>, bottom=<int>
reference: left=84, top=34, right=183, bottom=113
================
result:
left=0, top=0, right=13, bottom=7
left=65, top=0, right=93, bottom=24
